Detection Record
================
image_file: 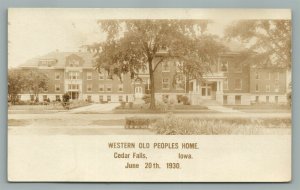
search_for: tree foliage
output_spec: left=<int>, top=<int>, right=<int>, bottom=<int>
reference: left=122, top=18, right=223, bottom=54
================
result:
left=8, top=69, right=27, bottom=104
left=26, top=70, right=49, bottom=101
left=92, top=19, right=223, bottom=109
left=225, top=20, right=291, bottom=68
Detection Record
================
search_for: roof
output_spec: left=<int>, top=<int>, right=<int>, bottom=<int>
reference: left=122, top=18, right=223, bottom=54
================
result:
left=20, top=51, right=96, bottom=68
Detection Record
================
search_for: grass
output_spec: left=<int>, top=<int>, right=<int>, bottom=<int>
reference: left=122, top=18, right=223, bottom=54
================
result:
left=89, top=119, right=124, bottom=126
left=226, top=104, right=290, bottom=110
left=9, top=104, right=65, bottom=110
left=150, top=114, right=291, bottom=135
left=8, top=100, right=91, bottom=112
left=114, top=103, right=209, bottom=114
left=8, top=119, right=31, bottom=126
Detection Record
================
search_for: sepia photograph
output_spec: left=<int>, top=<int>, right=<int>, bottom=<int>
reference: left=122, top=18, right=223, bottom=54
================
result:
left=7, top=8, right=292, bottom=182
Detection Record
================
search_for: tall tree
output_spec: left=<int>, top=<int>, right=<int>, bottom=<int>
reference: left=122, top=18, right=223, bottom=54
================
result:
left=93, top=20, right=220, bottom=109
left=225, top=20, right=291, bottom=68
left=26, top=70, right=49, bottom=101
left=8, top=69, right=28, bottom=104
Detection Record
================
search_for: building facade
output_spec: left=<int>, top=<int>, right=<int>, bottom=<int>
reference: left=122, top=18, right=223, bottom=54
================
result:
left=17, top=49, right=289, bottom=105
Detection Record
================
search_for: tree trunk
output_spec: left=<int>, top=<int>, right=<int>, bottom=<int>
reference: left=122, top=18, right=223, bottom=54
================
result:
left=149, top=61, right=156, bottom=110
left=185, top=72, right=190, bottom=93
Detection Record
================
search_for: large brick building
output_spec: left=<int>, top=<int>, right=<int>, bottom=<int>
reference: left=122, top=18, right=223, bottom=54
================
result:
left=17, top=47, right=289, bottom=105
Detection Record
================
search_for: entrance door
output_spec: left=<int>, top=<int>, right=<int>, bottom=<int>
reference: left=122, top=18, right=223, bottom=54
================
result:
left=235, top=95, right=241, bottom=105
left=201, top=84, right=212, bottom=99
left=135, top=86, right=143, bottom=98
left=223, top=95, right=228, bottom=105
left=70, top=92, right=79, bottom=100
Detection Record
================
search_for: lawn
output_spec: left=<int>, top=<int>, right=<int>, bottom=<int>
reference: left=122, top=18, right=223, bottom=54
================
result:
left=8, top=119, right=31, bottom=126
left=9, top=104, right=65, bottom=111
left=113, top=103, right=210, bottom=114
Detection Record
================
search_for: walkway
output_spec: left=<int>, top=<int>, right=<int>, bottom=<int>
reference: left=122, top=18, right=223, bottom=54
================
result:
left=69, top=103, right=120, bottom=113
left=207, top=105, right=242, bottom=113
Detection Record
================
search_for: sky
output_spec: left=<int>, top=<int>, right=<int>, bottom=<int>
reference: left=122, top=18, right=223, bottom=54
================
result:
left=8, top=8, right=290, bottom=68
left=7, top=9, right=239, bottom=68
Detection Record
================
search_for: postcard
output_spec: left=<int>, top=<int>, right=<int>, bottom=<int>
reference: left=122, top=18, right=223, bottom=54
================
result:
left=8, top=8, right=291, bottom=182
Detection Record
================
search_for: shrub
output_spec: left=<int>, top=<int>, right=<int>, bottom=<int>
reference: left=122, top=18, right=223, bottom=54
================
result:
left=62, top=93, right=70, bottom=103
left=120, top=101, right=126, bottom=109
left=180, top=96, right=189, bottom=105
left=125, top=117, right=158, bottom=129
left=142, top=94, right=151, bottom=104
left=129, top=102, right=133, bottom=109
left=152, top=114, right=291, bottom=135
left=156, top=101, right=168, bottom=112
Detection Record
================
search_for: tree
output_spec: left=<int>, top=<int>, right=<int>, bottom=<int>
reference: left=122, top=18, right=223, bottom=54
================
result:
left=8, top=69, right=28, bottom=104
left=172, top=34, right=225, bottom=92
left=26, top=70, right=49, bottom=102
left=225, top=20, right=291, bottom=68
left=92, top=20, right=220, bottom=109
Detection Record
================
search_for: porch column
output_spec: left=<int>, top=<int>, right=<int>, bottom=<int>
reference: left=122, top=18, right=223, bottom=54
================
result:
left=216, top=81, right=220, bottom=92
left=220, top=80, right=223, bottom=92
left=193, top=80, right=197, bottom=93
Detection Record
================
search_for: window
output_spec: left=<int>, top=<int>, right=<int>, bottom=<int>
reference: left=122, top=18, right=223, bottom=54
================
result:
left=118, top=84, right=123, bottom=92
left=223, top=95, right=228, bottom=105
left=106, top=84, right=112, bottom=92
left=69, top=59, right=80, bottom=67
left=266, top=84, right=270, bottom=92
left=234, top=62, right=242, bottom=72
left=162, top=78, right=170, bottom=89
left=255, top=96, right=259, bottom=103
left=234, top=79, right=242, bottom=90
left=266, top=96, right=270, bottom=103
left=106, top=71, right=113, bottom=80
left=87, top=72, right=92, bottom=80
left=30, top=95, right=34, bottom=101
left=235, top=95, right=241, bottom=105
left=55, top=84, right=60, bottom=92
left=255, top=72, right=260, bottom=79
left=119, top=96, right=123, bottom=102
left=55, top=72, right=60, bottom=80
left=274, top=84, right=279, bottom=92
left=175, top=61, right=183, bottom=72
left=162, top=62, right=170, bottom=72
left=99, top=73, right=104, bottom=80
left=275, top=96, right=278, bottom=103
left=223, top=78, right=228, bottom=90
left=99, top=95, right=103, bottom=102
left=87, top=95, right=92, bottom=102
left=87, top=84, right=92, bottom=92
left=43, top=95, right=47, bottom=101
left=99, top=85, right=104, bottom=92
left=107, top=95, right=111, bottom=102
left=201, top=88, right=206, bottom=96
left=69, top=71, right=79, bottom=80
left=175, top=75, right=185, bottom=90
left=56, top=95, right=61, bottom=101
left=220, top=60, right=228, bottom=72
left=68, top=84, right=79, bottom=90
left=255, top=84, right=259, bottom=92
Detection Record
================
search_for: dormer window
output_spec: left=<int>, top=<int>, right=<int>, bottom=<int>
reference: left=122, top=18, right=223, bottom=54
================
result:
left=39, top=59, right=56, bottom=67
